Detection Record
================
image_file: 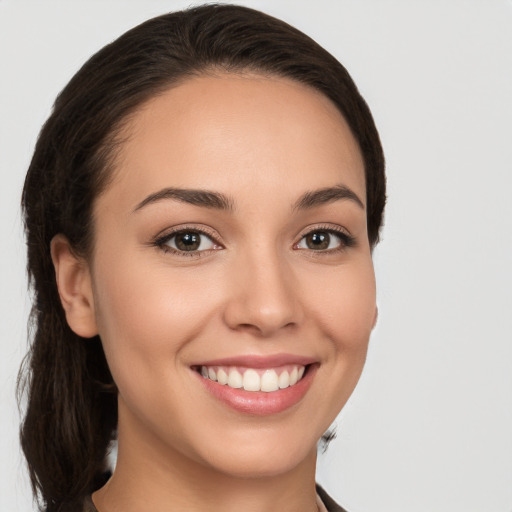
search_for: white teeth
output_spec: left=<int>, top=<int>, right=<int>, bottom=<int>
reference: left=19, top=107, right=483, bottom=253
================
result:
left=278, top=370, right=290, bottom=389
left=227, top=368, right=243, bottom=388
left=261, top=370, right=279, bottom=392
left=289, top=367, right=298, bottom=386
left=199, top=364, right=307, bottom=392
left=243, top=369, right=260, bottom=391
left=217, top=368, right=228, bottom=385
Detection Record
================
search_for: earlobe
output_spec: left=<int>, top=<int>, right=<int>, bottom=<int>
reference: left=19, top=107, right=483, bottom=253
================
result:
left=50, top=234, right=98, bottom=338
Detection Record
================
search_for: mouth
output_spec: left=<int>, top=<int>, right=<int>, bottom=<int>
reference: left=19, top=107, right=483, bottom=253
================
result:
left=194, top=364, right=307, bottom=392
left=191, top=355, right=318, bottom=415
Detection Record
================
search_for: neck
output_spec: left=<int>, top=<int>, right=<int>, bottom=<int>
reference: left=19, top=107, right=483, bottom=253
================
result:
left=93, top=404, right=319, bottom=512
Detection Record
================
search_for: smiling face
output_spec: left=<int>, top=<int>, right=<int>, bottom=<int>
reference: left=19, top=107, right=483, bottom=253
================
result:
left=79, top=73, right=376, bottom=479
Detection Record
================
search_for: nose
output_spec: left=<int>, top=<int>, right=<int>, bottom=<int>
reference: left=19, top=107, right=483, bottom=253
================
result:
left=222, top=249, right=303, bottom=337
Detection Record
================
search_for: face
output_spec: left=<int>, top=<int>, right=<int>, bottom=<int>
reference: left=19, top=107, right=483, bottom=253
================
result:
left=85, top=74, right=376, bottom=478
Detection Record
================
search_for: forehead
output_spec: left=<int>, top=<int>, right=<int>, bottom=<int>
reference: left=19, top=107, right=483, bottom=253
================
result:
left=102, top=73, right=365, bottom=209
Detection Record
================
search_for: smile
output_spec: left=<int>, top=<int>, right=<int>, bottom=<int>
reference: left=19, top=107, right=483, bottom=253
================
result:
left=192, top=356, right=318, bottom=415
left=199, top=365, right=306, bottom=392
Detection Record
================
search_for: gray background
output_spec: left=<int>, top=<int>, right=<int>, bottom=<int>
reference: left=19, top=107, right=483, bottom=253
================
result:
left=1, top=1, right=511, bottom=511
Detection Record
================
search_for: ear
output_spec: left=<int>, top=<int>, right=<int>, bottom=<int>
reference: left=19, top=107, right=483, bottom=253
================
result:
left=50, top=234, right=98, bottom=338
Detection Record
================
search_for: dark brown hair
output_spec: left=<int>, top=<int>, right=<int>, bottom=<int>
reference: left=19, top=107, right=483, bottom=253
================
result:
left=19, top=4, right=385, bottom=511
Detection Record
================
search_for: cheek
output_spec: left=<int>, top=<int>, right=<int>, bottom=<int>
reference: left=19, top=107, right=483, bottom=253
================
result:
left=91, top=255, right=219, bottom=389
left=305, top=258, right=376, bottom=350
left=289, top=257, right=376, bottom=431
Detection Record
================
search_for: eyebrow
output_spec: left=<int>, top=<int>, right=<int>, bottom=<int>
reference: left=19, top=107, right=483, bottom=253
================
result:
left=293, top=185, right=364, bottom=211
left=133, top=183, right=364, bottom=213
left=133, top=187, right=234, bottom=212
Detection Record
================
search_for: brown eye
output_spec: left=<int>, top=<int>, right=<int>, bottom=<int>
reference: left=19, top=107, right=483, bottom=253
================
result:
left=304, top=231, right=331, bottom=250
left=175, top=232, right=201, bottom=251
left=164, top=231, right=216, bottom=252
left=296, top=229, right=353, bottom=252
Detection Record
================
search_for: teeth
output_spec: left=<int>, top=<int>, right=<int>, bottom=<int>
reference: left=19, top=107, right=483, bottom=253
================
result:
left=278, top=370, right=290, bottom=389
left=199, top=364, right=307, bottom=392
left=217, top=368, right=228, bottom=385
left=227, top=368, right=243, bottom=388
left=261, top=370, right=279, bottom=392
left=243, top=369, right=260, bottom=391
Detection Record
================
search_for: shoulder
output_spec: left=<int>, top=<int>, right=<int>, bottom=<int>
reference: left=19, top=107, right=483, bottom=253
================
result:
left=316, top=484, right=350, bottom=512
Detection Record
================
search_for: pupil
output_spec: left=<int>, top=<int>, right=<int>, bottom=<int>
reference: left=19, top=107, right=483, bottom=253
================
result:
left=307, top=232, right=329, bottom=250
left=176, top=232, right=200, bottom=251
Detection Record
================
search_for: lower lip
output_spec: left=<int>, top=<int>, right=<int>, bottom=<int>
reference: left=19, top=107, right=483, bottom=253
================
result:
left=194, top=365, right=317, bottom=415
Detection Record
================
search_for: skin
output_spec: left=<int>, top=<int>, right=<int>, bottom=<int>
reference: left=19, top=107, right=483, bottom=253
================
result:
left=52, top=73, right=377, bottom=512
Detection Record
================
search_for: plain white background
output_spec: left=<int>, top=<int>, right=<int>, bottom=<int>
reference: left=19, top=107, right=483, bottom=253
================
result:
left=1, top=1, right=511, bottom=511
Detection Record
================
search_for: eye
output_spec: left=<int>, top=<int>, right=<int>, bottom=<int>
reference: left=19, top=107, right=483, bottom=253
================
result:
left=157, top=229, right=220, bottom=254
left=295, top=229, right=355, bottom=252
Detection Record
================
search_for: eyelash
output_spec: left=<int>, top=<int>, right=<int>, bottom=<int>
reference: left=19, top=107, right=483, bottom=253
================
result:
left=152, top=224, right=356, bottom=257
left=152, top=225, right=222, bottom=258
left=294, top=225, right=356, bottom=253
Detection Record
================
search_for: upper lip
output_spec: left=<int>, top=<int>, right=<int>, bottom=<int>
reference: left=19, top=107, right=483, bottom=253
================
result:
left=192, top=353, right=317, bottom=368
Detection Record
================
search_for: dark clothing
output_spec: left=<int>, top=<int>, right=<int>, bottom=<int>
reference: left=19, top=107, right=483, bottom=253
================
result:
left=316, top=484, right=348, bottom=512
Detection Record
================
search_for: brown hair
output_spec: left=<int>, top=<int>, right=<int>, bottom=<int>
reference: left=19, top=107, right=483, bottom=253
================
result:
left=19, top=4, right=385, bottom=511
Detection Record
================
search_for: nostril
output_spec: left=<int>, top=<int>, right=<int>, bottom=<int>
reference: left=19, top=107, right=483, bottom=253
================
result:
left=232, top=321, right=298, bottom=338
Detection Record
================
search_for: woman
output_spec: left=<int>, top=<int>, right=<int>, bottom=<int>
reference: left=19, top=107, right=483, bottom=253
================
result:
left=19, top=4, right=385, bottom=512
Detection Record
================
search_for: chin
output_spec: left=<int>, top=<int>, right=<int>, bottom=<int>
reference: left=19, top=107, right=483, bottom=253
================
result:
left=207, top=447, right=314, bottom=479
left=192, top=425, right=319, bottom=479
